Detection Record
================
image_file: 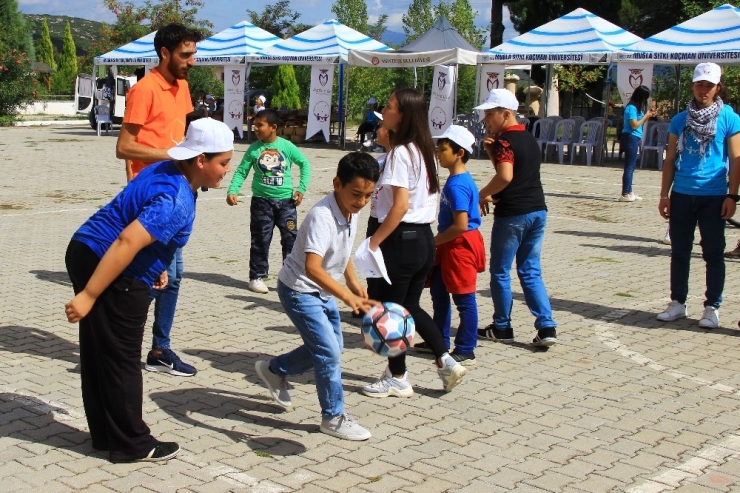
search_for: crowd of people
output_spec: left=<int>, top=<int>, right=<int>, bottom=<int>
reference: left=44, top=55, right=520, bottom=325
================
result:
left=62, top=22, right=739, bottom=463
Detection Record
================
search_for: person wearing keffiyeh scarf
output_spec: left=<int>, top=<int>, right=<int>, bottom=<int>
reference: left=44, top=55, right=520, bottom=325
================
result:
left=657, top=62, right=740, bottom=330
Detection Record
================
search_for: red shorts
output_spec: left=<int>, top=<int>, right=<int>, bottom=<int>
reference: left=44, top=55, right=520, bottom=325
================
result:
left=432, top=229, right=486, bottom=294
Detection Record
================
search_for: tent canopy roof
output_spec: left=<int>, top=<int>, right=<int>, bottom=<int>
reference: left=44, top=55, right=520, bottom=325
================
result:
left=96, top=31, right=158, bottom=65
left=480, top=8, right=642, bottom=64
left=195, top=21, right=281, bottom=64
left=247, top=19, right=390, bottom=64
left=400, top=16, right=478, bottom=52
left=616, top=4, right=740, bottom=64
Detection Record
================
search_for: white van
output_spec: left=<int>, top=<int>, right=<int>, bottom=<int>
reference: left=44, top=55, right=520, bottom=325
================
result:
left=75, top=71, right=138, bottom=130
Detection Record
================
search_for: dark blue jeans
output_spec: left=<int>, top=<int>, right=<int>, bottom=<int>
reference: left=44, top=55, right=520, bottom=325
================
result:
left=430, top=266, right=478, bottom=354
left=151, top=247, right=182, bottom=350
left=669, top=192, right=726, bottom=308
left=621, top=133, right=640, bottom=195
left=249, top=196, right=297, bottom=280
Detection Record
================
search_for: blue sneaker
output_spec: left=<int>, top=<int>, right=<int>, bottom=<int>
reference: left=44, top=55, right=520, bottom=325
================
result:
left=145, top=349, right=197, bottom=377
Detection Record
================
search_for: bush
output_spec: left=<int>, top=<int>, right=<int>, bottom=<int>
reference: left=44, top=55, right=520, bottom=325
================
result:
left=0, top=48, right=37, bottom=119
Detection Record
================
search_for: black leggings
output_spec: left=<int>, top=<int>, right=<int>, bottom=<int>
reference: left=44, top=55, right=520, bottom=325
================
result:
left=366, top=220, right=449, bottom=375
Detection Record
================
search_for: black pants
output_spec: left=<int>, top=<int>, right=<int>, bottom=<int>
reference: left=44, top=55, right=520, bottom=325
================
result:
left=357, top=122, right=377, bottom=144
left=65, top=240, right=157, bottom=462
left=250, top=196, right=297, bottom=280
left=366, top=221, right=448, bottom=375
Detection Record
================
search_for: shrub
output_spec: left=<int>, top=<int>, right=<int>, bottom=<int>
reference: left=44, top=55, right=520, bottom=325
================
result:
left=0, top=47, right=37, bottom=119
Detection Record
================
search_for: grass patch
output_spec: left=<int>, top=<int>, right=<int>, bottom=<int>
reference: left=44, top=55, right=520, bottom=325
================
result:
left=574, top=256, right=620, bottom=264
left=224, top=259, right=238, bottom=263
left=208, top=256, right=219, bottom=260
left=368, top=476, right=382, bottom=483
left=254, top=450, right=272, bottom=458
left=585, top=215, right=614, bottom=223
left=616, top=292, right=633, bottom=297
left=0, top=204, right=26, bottom=210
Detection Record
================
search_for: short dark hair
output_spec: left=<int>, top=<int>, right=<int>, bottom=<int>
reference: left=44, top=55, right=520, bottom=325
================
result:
left=437, top=137, right=470, bottom=163
left=336, top=152, right=380, bottom=186
left=154, top=23, right=204, bottom=60
left=255, top=108, right=281, bottom=127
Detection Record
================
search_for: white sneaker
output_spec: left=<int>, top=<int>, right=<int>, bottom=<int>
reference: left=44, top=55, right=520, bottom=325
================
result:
left=437, top=354, right=467, bottom=392
left=662, top=233, right=671, bottom=245
left=698, top=306, right=719, bottom=328
left=656, top=300, right=687, bottom=322
left=248, top=278, right=269, bottom=294
left=320, top=414, right=371, bottom=441
left=361, top=366, right=414, bottom=398
left=630, top=192, right=643, bottom=201
left=618, top=194, right=635, bottom=202
left=255, top=360, right=292, bottom=410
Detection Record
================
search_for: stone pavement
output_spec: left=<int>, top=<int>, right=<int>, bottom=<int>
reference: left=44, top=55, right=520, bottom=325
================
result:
left=1, top=125, right=739, bottom=493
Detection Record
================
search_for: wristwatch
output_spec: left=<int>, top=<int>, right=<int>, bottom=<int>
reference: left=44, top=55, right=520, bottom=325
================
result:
left=727, top=194, right=740, bottom=202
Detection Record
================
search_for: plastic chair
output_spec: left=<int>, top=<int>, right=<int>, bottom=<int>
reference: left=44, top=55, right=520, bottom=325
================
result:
left=544, top=119, right=576, bottom=164
left=640, top=122, right=670, bottom=170
left=516, top=115, right=530, bottom=131
left=466, top=113, right=486, bottom=157
left=571, top=116, right=586, bottom=133
left=532, top=118, right=555, bottom=156
left=570, top=121, right=603, bottom=166
left=95, top=103, right=112, bottom=136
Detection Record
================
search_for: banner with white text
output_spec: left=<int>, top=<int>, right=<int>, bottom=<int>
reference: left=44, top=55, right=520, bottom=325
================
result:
left=616, top=63, right=653, bottom=106
left=223, top=65, right=246, bottom=138
left=306, top=65, right=334, bottom=142
left=477, top=64, right=506, bottom=104
left=429, top=65, right=456, bottom=134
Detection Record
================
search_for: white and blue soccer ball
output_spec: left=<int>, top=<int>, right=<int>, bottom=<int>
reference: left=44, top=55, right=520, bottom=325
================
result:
left=362, top=302, right=415, bottom=357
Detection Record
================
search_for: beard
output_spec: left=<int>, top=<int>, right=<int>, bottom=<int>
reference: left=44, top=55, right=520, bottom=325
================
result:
left=168, top=58, right=189, bottom=80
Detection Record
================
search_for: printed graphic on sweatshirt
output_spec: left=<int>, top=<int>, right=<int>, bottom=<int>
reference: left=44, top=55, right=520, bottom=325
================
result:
left=258, top=149, right=286, bottom=187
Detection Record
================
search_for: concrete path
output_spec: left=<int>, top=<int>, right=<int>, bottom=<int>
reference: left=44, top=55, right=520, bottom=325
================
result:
left=1, top=125, right=739, bottom=492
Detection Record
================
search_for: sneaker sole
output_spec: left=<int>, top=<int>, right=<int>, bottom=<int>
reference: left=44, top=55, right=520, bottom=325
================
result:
left=698, top=320, right=718, bottom=329
left=136, top=444, right=180, bottom=462
left=319, top=425, right=371, bottom=441
left=144, top=364, right=196, bottom=377
left=656, top=313, right=687, bottom=322
left=255, top=362, right=293, bottom=409
left=493, top=338, right=515, bottom=344
left=440, top=365, right=467, bottom=392
left=532, top=337, right=558, bottom=348
left=248, top=287, right=269, bottom=294
left=451, top=356, right=477, bottom=366
left=361, top=386, right=414, bottom=398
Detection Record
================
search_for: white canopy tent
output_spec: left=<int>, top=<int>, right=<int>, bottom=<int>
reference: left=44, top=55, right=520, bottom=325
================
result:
left=195, top=21, right=281, bottom=65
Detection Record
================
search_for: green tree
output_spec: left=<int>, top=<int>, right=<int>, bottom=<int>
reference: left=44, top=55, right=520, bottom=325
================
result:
left=35, top=18, right=56, bottom=71
left=331, top=0, right=367, bottom=33
left=0, top=0, right=34, bottom=58
left=188, top=66, right=223, bottom=98
left=271, top=65, right=301, bottom=109
left=436, top=0, right=485, bottom=48
left=367, top=15, right=389, bottom=42
left=51, top=22, right=78, bottom=95
left=402, top=0, right=434, bottom=43
left=247, top=0, right=301, bottom=38
left=0, top=48, right=37, bottom=121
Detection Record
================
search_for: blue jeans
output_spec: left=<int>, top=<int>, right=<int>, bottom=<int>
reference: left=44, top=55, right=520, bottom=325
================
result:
left=151, top=247, right=183, bottom=350
left=271, top=281, right=344, bottom=418
left=489, top=210, right=557, bottom=330
left=430, top=266, right=478, bottom=354
left=621, top=133, right=640, bottom=195
left=250, top=197, right=297, bottom=280
left=669, top=192, right=726, bottom=308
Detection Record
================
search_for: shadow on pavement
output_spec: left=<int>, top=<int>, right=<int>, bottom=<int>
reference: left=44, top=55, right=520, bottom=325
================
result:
left=149, top=387, right=308, bottom=455
left=30, top=269, right=71, bottom=288
left=187, top=271, right=252, bottom=291
left=553, top=230, right=664, bottom=243
left=0, top=325, right=79, bottom=368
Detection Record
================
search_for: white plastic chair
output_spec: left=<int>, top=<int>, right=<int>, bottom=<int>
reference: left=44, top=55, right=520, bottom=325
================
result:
left=570, top=121, right=603, bottom=166
left=532, top=118, right=555, bottom=156
left=544, top=119, right=577, bottom=164
left=95, top=103, right=112, bottom=136
left=640, top=122, right=670, bottom=170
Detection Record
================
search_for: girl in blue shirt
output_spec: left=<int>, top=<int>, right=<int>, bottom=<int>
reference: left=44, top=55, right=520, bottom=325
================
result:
left=620, top=85, right=655, bottom=201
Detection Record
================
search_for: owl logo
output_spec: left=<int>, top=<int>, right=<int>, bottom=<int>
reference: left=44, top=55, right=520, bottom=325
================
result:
left=486, top=72, right=500, bottom=91
left=231, top=70, right=241, bottom=87
left=313, top=101, right=330, bottom=122
left=228, top=100, right=242, bottom=120
left=628, top=68, right=643, bottom=89
left=371, top=56, right=380, bottom=66
left=430, top=107, right=447, bottom=130
left=437, top=72, right=447, bottom=90
left=318, top=69, right=329, bottom=87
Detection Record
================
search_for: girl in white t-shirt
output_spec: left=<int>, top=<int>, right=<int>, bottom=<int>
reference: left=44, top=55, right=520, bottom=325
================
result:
left=362, top=88, right=467, bottom=398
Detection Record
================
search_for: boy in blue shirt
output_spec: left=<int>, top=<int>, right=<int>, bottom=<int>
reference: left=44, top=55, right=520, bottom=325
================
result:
left=419, top=126, right=485, bottom=365
left=255, top=152, right=379, bottom=440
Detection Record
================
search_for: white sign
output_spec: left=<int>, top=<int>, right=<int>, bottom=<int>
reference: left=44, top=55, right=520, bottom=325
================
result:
left=616, top=63, right=653, bottom=106
left=477, top=64, right=506, bottom=104
left=306, top=65, right=334, bottom=143
left=223, top=64, right=246, bottom=138
left=429, top=65, right=455, bottom=134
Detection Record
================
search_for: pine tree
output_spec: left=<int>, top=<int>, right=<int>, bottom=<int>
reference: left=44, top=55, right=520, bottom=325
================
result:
left=51, top=22, right=78, bottom=95
left=0, top=0, right=34, bottom=57
left=36, top=18, right=56, bottom=71
left=271, top=65, right=301, bottom=110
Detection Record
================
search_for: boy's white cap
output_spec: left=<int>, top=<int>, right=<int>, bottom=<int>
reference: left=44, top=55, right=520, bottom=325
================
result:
left=432, top=125, right=475, bottom=154
left=693, top=63, right=721, bottom=84
left=258, top=95, right=266, bottom=103
left=168, top=118, right=234, bottom=161
left=354, top=238, right=391, bottom=284
left=367, top=97, right=377, bottom=104
left=474, top=89, right=519, bottom=111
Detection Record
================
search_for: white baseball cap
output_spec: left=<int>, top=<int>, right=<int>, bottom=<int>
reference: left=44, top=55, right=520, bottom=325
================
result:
left=167, top=118, right=234, bottom=161
left=367, top=97, right=377, bottom=104
left=432, top=125, right=475, bottom=154
left=693, top=63, right=721, bottom=84
left=474, top=89, right=519, bottom=111
left=258, top=95, right=266, bottom=104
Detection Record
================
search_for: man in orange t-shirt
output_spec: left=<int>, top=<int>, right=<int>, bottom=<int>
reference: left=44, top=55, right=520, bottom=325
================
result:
left=115, top=23, right=204, bottom=377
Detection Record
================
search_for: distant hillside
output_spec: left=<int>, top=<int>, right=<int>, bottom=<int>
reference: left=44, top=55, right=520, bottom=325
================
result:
left=381, top=30, right=406, bottom=48
left=24, top=14, right=105, bottom=57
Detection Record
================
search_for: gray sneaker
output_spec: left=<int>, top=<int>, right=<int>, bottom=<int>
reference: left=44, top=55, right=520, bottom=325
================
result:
left=361, top=366, right=414, bottom=398
left=255, top=360, right=292, bottom=410
left=320, top=414, right=372, bottom=441
left=437, top=354, right=467, bottom=392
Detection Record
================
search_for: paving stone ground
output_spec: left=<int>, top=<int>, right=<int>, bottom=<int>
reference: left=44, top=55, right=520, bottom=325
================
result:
left=1, top=124, right=739, bottom=492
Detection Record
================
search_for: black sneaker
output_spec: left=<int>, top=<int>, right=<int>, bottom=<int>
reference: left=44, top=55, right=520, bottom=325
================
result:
left=412, top=341, right=449, bottom=353
left=478, top=325, right=494, bottom=340
left=450, top=351, right=476, bottom=366
left=136, top=442, right=180, bottom=462
left=532, top=327, right=557, bottom=347
left=479, top=324, right=515, bottom=343
left=145, top=349, right=197, bottom=377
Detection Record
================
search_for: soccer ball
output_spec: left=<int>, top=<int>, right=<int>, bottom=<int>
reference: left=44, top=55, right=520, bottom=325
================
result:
left=361, top=302, right=415, bottom=357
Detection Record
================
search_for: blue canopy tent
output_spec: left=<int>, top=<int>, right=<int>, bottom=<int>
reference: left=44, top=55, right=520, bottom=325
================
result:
left=195, top=21, right=281, bottom=65
left=247, top=19, right=392, bottom=147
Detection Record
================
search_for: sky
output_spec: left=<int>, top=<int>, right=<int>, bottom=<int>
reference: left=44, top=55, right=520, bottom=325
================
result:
left=19, top=0, right=518, bottom=44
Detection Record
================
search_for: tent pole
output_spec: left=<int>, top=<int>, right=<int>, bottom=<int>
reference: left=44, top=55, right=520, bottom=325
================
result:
left=543, top=65, right=550, bottom=117
left=453, top=64, right=458, bottom=120
left=339, top=64, right=346, bottom=150
left=413, top=67, right=417, bottom=88
left=674, top=65, right=681, bottom=115
left=473, top=62, right=480, bottom=107
left=598, top=63, right=614, bottom=166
